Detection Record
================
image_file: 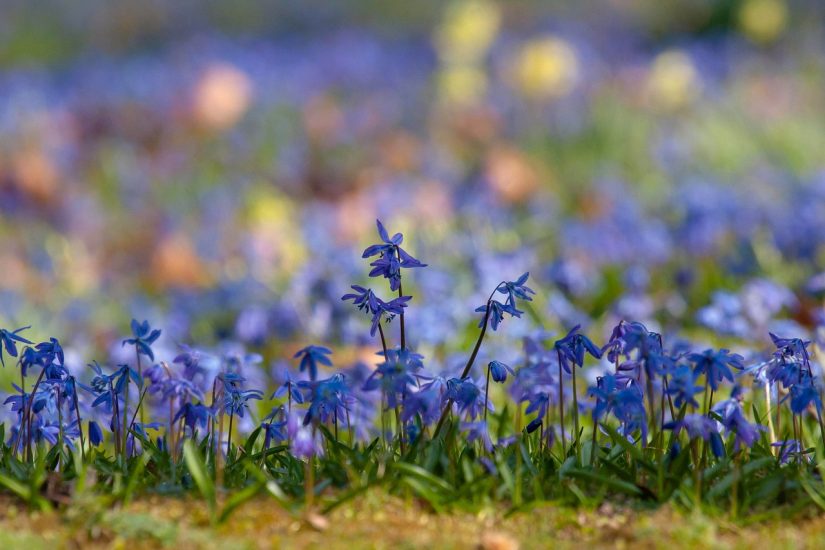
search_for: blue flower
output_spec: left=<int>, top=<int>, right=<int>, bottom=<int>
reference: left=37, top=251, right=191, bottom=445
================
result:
left=20, top=338, right=66, bottom=378
left=488, top=360, right=515, bottom=383
left=224, top=387, right=264, bottom=417
left=288, top=410, right=323, bottom=459
left=554, top=325, right=602, bottom=373
left=666, top=365, right=704, bottom=409
left=362, top=220, right=426, bottom=291
left=88, top=420, right=104, bottom=447
left=664, top=413, right=725, bottom=457
left=262, top=411, right=288, bottom=448
left=0, top=326, right=33, bottom=367
left=447, top=377, right=489, bottom=420
left=770, top=332, right=812, bottom=368
left=271, top=370, right=305, bottom=404
left=772, top=440, right=803, bottom=464
left=475, top=300, right=522, bottom=331
left=293, top=345, right=333, bottom=381
left=687, top=349, right=743, bottom=391
left=174, top=402, right=213, bottom=433
left=300, top=373, right=351, bottom=426
left=3, top=384, right=28, bottom=415
left=785, top=376, right=822, bottom=415
left=497, top=273, right=535, bottom=307
left=714, top=395, right=765, bottom=451
left=401, top=382, right=445, bottom=425
left=363, top=348, right=420, bottom=408
left=342, top=286, right=412, bottom=336
left=341, top=285, right=381, bottom=315
left=461, top=421, right=493, bottom=452
left=122, top=319, right=162, bottom=361
left=173, top=345, right=211, bottom=381
left=587, top=374, right=646, bottom=436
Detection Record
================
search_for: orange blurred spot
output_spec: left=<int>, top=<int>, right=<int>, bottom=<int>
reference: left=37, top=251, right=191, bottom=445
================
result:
left=150, top=233, right=211, bottom=289
left=191, top=63, right=253, bottom=131
left=486, top=146, right=539, bottom=204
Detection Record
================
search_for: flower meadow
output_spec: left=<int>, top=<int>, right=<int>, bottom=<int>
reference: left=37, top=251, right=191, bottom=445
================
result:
left=1, top=217, right=825, bottom=531
left=5, top=0, right=825, bottom=546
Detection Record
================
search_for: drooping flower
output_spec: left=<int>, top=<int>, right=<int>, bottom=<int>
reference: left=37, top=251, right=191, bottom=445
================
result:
left=475, top=299, right=522, bottom=331
left=687, top=349, right=744, bottom=391
left=342, top=286, right=412, bottom=337
left=293, top=345, right=333, bottom=381
left=447, top=377, right=490, bottom=420
left=497, top=273, right=535, bottom=307
left=271, top=369, right=305, bottom=405
left=664, top=413, right=725, bottom=457
left=0, top=326, right=33, bottom=367
left=173, top=402, right=213, bottom=433
left=88, top=420, right=104, bottom=447
left=461, top=421, right=493, bottom=452
left=785, top=375, right=822, bottom=415
left=713, top=394, right=765, bottom=451
left=363, top=348, right=421, bottom=408
left=769, top=333, right=813, bottom=368
left=488, top=360, right=515, bottom=383
left=666, top=365, right=704, bottom=409
left=300, top=373, right=351, bottom=426
left=554, top=325, right=602, bottom=373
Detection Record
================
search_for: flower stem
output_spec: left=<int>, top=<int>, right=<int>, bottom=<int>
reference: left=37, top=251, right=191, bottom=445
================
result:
left=484, top=364, right=491, bottom=422
left=571, top=365, right=580, bottom=460
left=432, top=285, right=503, bottom=440
left=396, top=248, right=406, bottom=350
left=227, top=413, right=234, bottom=458
left=24, top=369, right=49, bottom=462
left=557, top=349, right=567, bottom=455
left=71, top=380, right=86, bottom=463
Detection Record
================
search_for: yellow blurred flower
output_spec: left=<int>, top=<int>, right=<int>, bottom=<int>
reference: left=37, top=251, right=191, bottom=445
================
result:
left=247, top=190, right=306, bottom=280
left=435, top=0, right=501, bottom=65
left=513, top=37, right=579, bottom=100
left=646, top=50, right=700, bottom=110
left=739, top=0, right=788, bottom=44
left=437, top=65, right=488, bottom=106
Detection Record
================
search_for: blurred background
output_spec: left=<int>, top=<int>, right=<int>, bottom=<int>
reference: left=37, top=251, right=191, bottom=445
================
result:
left=1, top=0, right=825, bottom=370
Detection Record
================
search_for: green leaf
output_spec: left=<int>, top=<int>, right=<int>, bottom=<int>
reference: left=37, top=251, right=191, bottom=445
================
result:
left=183, top=439, right=216, bottom=518
left=564, top=468, right=644, bottom=497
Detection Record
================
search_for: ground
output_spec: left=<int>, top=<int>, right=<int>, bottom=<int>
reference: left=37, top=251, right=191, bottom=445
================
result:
left=2, top=492, right=825, bottom=549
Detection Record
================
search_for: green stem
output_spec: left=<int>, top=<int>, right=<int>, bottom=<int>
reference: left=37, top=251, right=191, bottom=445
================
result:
left=557, top=349, right=567, bottom=455
left=484, top=365, right=491, bottom=422
left=571, top=365, right=580, bottom=461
